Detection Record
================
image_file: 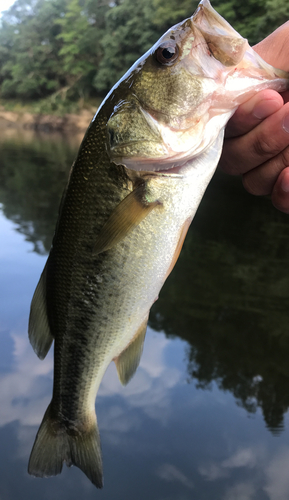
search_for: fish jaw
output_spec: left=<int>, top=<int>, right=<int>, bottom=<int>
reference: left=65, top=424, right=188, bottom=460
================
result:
left=106, top=0, right=289, bottom=173
left=195, top=0, right=289, bottom=84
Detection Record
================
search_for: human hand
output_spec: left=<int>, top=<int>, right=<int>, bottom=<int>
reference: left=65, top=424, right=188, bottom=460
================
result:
left=219, top=22, right=289, bottom=213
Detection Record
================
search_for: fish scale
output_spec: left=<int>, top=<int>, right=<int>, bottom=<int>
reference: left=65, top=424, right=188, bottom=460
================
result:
left=27, top=0, right=289, bottom=488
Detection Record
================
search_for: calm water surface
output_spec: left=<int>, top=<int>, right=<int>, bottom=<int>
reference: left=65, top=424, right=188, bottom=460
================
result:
left=1, top=128, right=289, bottom=499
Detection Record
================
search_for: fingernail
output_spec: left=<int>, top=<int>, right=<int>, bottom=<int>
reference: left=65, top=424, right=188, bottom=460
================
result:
left=281, top=172, right=289, bottom=192
left=253, top=99, right=281, bottom=119
left=282, top=114, right=289, bottom=133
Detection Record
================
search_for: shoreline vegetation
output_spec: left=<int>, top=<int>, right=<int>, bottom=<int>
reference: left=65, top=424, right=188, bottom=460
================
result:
left=0, top=102, right=98, bottom=133
left=1, top=0, right=288, bottom=135
left=0, top=107, right=95, bottom=133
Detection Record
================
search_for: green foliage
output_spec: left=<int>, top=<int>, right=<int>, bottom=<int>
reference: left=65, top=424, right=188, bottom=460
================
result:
left=55, top=0, right=106, bottom=98
left=0, top=0, right=288, bottom=102
left=0, top=0, right=110, bottom=101
left=0, top=0, right=66, bottom=99
left=152, top=0, right=199, bottom=31
left=93, top=0, right=162, bottom=92
left=262, top=0, right=289, bottom=40
left=213, top=0, right=289, bottom=45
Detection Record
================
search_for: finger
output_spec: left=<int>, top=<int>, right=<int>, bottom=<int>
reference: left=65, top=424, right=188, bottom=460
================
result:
left=225, top=89, right=283, bottom=138
left=220, top=102, right=289, bottom=175
left=253, top=21, right=289, bottom=72
left=242, top=145, right=289, bottom=196
left=271, top=167, right=289, bottom=214
left=281, top=90, right=289, bottom=104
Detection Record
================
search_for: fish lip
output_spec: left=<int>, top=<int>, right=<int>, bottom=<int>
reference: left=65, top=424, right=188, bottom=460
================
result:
left=139, top=160, right=193, bottom=177
left=145, top=170, right=185, bottom=178
left=155, top=165, right=186, bottom=176
left=193, top=0, right=241, bottom=38
left=120, top=161, right=185, bottom=178
left=115, top=156, right=186, bottom=177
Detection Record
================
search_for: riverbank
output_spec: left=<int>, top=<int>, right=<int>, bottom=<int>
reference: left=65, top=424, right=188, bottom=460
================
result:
left=0, top=107, right=97, bottom=133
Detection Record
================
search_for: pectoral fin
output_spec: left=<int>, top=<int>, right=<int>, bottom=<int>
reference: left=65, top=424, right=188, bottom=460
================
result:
left=93, top=185, right=161, bottom=255
left=28, top=262, right=54, bottom=360
left=114, top=317, right=148, bottom=385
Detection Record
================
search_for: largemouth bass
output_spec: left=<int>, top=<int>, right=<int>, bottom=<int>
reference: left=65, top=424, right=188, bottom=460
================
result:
left=28, top=0, right=289, bottom=488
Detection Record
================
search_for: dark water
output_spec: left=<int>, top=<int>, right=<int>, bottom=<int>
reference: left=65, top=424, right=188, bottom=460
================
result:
left=1, top=128, right=289, bottom=500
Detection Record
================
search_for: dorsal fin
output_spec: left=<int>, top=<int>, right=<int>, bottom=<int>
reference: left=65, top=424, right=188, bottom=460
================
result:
left=93, top=184, right=161, bottom=255
left=114, top=317, right=148, bottom=385
left=28, top=262, right=54, bottom=360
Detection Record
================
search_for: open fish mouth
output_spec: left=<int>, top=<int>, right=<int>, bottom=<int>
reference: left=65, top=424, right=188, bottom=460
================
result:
left=107, top=0, right=289, bottom=174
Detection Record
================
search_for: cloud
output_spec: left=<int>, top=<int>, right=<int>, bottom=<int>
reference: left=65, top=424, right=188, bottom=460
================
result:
left=223, top=482, right=256, bottom=500
left=199, top=445, right=289, bottom=500
left=0, top=321, right=187, bottom=469
left=198, top=447, right=262, bottom=482
left=0, top=328, right=53, bottom=428
left=0, top=325, right=182, bottom=438
left=157, top=463, right=194, bottom=489
left=264, top=447, right=289, bottom=500
left=98, top=328, right=182, bottom=423
left=198, top=463, right=229, bottom=481
left=222, top=448, right=257, bottom=469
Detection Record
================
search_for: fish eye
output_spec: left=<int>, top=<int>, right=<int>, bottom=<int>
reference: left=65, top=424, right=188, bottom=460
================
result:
left=155, top=42, right=179, bottom=65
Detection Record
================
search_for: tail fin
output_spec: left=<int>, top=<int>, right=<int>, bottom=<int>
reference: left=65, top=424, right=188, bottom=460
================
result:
left=28, top=403, right=103, bottom=488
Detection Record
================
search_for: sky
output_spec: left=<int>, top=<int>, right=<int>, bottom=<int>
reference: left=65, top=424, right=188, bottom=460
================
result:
left=0, top=0, right=16, bottom=16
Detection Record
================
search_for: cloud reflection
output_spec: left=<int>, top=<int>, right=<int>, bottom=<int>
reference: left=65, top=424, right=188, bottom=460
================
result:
left=0, top=328, right=53, bottom=428
left=224, top=482, right=256, bottom=500
left=156, top=463, right=194, bottom=489
left=264, top=448, right=289, bottom=500
left=0, top=325, right=183, bottom=437
left=2, top=298, right=289, bottom=499
left=199, top=447, right=261, bottom=482
left=98, top=329, right=182, bottom=424
left=222, top=448, right=257, bottom=469
left=199, top=445, right=289, bottom=500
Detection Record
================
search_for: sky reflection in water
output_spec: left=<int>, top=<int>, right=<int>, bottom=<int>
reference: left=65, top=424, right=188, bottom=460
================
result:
left=1, top=129, right=289, bottom=499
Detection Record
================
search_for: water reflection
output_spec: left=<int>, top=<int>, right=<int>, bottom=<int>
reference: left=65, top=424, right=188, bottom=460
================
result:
left=149, top=172, right=289, bottom=434
left=1, top=129, right=289, bottom=498
left=1, top=129, right=289, bottom=434
left=0, top=129, right=76, bottom=252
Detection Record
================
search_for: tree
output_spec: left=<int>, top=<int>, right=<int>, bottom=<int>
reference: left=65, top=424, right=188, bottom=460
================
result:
left=0, top=0, right=67, bottom=99
left=0, top=0, right=288, bottom=102
left=93, top=0, right=163, bottom=92
left=55, top=0, right=109, bottom=99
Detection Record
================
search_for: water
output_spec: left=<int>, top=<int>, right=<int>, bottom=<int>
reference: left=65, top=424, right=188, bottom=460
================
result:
left=1, top=127, right=289, bottom=499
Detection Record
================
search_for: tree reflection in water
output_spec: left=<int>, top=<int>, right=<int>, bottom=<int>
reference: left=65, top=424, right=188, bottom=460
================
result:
left=0, top=131, right=75, bottom=253
left=1, top=130, right=289, bottom=434
left=150, top=172, right=289, bottom=434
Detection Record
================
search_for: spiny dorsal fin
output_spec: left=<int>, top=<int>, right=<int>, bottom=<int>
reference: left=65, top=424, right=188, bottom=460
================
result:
left=93, top=184, right=161, bottom=255
left=114, top=317, right=148, bottom=385
left=28, top=262, right=53, bottom=360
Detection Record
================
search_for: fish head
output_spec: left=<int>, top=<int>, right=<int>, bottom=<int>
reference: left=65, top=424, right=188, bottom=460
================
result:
left=106, top=0, right=289, bottom=173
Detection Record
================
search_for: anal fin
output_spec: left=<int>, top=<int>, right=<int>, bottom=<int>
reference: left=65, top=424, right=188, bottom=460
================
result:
left=114, top=316, right=148, bottom=385
left=93, top=184, right=161, bottom=255
left=28, top=262, right=53, bottom=360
